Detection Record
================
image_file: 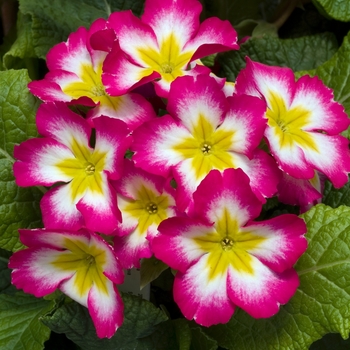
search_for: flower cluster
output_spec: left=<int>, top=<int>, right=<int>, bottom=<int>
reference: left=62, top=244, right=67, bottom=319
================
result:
left=9, top=0, right=350, bottom=339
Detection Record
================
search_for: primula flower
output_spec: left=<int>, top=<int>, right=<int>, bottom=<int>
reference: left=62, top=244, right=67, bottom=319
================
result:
left=152, top=168, right=307, bottom=326
left=132, top=74, right=280, bottom=210
left=9, top=228, right=124, bottom=339
left=102, top=0, right=239, bottom=97
left=13, top=102, right=131, bottom=234
left=28, top=18, right=156, bottom=131
left=113, top=159, right=177, bottom=269
left=235, top=58, right=350, bottom=187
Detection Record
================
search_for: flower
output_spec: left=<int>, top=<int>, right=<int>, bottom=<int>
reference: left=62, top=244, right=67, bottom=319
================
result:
left=28, top=19, right=156, bottom=131
left=9, top=228, right=124, bottom=338
left=152, top=168, right=307, bottom=326
left=101, top=0, right=239, bottom=97
left=112, top=159, right=177, bottom=268
left=132, top=74, right=280, bottom=210
left=234, top=58, right=350, bottom=187
left=13, top=102, right=131, bottom=234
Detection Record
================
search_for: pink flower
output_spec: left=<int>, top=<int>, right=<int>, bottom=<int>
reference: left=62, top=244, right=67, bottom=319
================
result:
left=235, top=58, right=350, bottom=187
left=101, top=0, right=239, bottom=97
left=112, top=160, right=177, bottom=268
left=9, top=228, right=124, bottom=338
left=131, top=74, right=280, bottom=210
left=13, top=102, right=131, bottom=234
left=28, top=19, right=156, bottom=131
left=152, top=168, right=307, bottom=326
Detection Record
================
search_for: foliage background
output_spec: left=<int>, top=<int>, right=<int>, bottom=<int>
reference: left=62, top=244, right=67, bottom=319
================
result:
left=2, top=0, right=350, bottom=349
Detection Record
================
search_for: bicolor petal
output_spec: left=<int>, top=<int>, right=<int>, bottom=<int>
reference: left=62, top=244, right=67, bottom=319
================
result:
left=113, top=160, right=176, bottom=268
left=235, top=58, right=350, bottom=186
left=9, top=229, right=124, bottom=338
left=153, top=168, right=307, bottom=325
left=103, top=0, right=238, bottom=96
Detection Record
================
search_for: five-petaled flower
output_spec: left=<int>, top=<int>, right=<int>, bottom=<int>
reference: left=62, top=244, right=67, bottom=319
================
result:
left=152, top=168, right=307, bottom=326
left=28, top=18, right=156, bottom=131
left=132, top=74, right=280, bottom=210
left=112, top=159, right=177, bottom=269
left=101, top=0, right=239, bottom=97
left=9, top=228, right=124, bottom=339
left=13, top=102, right=131, bottom=234
left=235, top=58, right=350, bottom=188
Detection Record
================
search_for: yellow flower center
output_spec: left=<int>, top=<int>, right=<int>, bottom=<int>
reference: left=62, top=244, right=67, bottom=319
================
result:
left=172, top=114, right=235, bottom=179
left=55, top=138, right=107, bottom=201
left=51, top=238, right=108, bottom=297
left=146, top=202, right=158, bottom=214
left=266, top=91, right=318, bottom=151
left=194, top=208, right=266, bottom=280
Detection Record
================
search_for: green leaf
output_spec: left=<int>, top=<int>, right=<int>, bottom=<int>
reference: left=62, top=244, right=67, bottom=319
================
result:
left=218, top=32, right=338, bottom=81
left=3, top=12, right=36, bottom=68
left=41, top=293, right=168, bottom=349
left=130, top=318, right=191, bottom=350
left=0, top=291, right=52, bottom=350
left=204, top=204, right=350, bottom=349
left=140, top=256, right=169, bottom=289
left=190, top=326, right=218, bottom=350
left=0, top=69, right=42, bottom=252
left=19, top=0, right=145, bottom=59
left=322, top=176, right=350, bottom=208
left=312, top=0, right=350, bottom=21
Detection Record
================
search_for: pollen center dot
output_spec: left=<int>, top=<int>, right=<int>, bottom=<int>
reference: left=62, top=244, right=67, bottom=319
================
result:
left=85, top=163, right=95, bottom=175
left=221, top=237, right=234, bottom=251
left=146, top=202, right=158, bottom=214
left=91, top=84, right=105, bottom=96
left=161, top=63, right=173, bottom=74
left=201, top=142, right=212, bottom=155
left=85, top=254, right=95, bottom=265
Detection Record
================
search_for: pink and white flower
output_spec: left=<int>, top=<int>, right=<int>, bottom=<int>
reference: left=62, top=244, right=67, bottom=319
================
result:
left=102, top=0, right=239, bottom=97
left=235, top=58, right=350, bottom=187
left=13, top=102, right=131, bottom=234
left=9, top=228, right=124, bottom=339
left=132, top=74, right=280, bottom=210
left=152, top=168, right=307, bottom=326
left=112, top=159, right=177, bottom=269
left=28, top=19, right=156, bottom=131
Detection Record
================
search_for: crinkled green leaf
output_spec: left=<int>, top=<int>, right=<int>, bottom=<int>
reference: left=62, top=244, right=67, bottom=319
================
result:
left=204, top=204, right=350, bottom=349
left=0, top=69, right=42, bottom=252
left=0, top=291, right=52, bottom=350
left=312, top=0, right=350, bottom=21
left=19, top=0, right=145, bottom=59
left=322, top=176, right=350, bottom=208
left=41, top=293, right=168, bottom=349
left=3, top=12, right=36, bottom=69
left=218, top=32, right=338, bottom=81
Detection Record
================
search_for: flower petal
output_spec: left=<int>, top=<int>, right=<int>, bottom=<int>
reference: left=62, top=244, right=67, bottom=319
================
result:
left=173, top=255, right=235, bottom=326
left=243, top=215, right=307, bottom=273
left=9, top=248, right=74, bottom=297
left=227, top=259, right=299, bottom=318
left=88, top=282, right=124, bottom=338
left=13, top=138, right=76, bottom=186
